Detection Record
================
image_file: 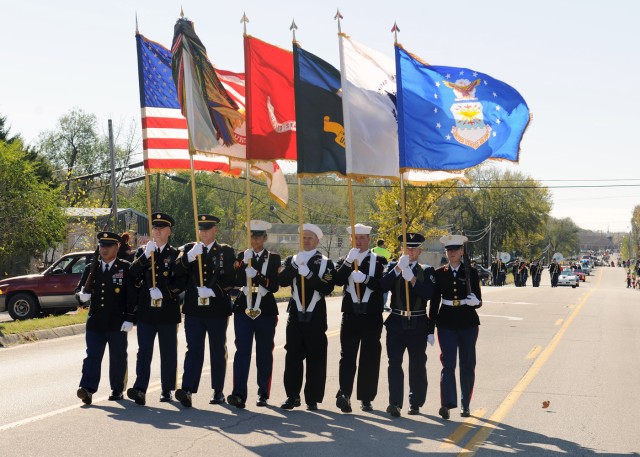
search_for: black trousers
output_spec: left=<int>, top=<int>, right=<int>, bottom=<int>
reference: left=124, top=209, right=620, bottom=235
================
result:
left=133, top=321, right=178, bottom=393
left=283, top=313, right=328, bottom=403
left=337, top=312, right=383, bottom=402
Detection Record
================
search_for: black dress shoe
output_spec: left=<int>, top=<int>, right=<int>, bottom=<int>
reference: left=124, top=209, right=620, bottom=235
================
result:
left=175, top=389, right=192, bottom=408
left=306, top=402, right=318, bottom=411
left=210, top=391, right=226, bottom=405
left=438, top=406, right=450, bottom=420
left=408, top=406, right=420, bottom=415
left=360, top=401, right=373, bottom=412
left=109, top=390, right=124, bottom=401
left=280, top=397, right=301, bottom=409
left=126, top=388, right=146, bottom=406
left=336, top=394, right=352, bottom=413
left=386, top=404, right=401, bottom=417
left=461, top=407, right=471, bottom=417
left=160, top=391, right=172, bottom=402
left=227, top=394, right=246, bottom=409
left=256, top=395, right=269, bottom=407
left=77, top=387, right=92, bottom=405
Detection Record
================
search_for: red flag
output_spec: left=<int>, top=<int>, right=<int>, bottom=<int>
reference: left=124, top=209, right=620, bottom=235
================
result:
left=244, top=36, right=297, bottom=161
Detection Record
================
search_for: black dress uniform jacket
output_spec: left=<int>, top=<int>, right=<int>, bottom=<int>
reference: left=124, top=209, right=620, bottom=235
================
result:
left=233, top=250, right=281, bottom=315
left=174, top=241, right=236, bottom=318
left=334, top=252, right=388, bottom=314
left=76, top=258, right=136, bottom=332
left=381, top=261, right=436, bottom=318
left=428, top=265, right=482, bottom=332
left=278, top=252, right=335, bottom=320
left=129, top=245, right=183, bottom=325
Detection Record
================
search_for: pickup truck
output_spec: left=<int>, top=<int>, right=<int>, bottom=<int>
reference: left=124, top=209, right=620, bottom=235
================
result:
left=0, top=251, right=93, bottom=320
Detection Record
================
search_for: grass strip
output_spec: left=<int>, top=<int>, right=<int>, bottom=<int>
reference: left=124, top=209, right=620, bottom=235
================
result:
left=0, top=308, right=88, bottom=335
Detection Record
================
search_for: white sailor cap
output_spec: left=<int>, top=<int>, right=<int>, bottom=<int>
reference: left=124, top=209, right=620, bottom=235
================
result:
left=346, top=223, right=372, bottom=235
left=302, top=223, right=323, bottom=240
left=245, top=220, right=272, bottom=235
left=439, top=234, right=468, bottom=248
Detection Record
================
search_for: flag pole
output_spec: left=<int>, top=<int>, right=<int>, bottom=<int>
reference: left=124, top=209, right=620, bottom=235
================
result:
left=189, top=152, right=204, bottom=287
left=336, top=9, right=361, bottom=301
left=297, top=178, right=306, bottom=309
left=245, top=162, right=254, bottom=309
left=393, top=21, right=411, bottom=315
left=143, top=171, right=157, bottom=290
left=291, top=19, right=305, bottom=309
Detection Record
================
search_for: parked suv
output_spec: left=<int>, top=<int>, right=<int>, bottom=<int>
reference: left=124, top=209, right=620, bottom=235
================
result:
left=0, top=251, right=93, bottom=320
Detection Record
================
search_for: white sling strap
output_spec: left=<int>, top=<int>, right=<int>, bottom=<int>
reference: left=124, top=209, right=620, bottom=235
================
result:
left=347, top=252, right=377, bottom=304
left=292, top=255, right=328, bottom=313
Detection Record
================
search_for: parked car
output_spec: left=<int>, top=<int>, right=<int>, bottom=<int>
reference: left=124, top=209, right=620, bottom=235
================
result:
left=0, top=251, right=93, bottom=320
left=475, top=265, right=493, bottom=286
left=557, top=270, right=579, bottom=288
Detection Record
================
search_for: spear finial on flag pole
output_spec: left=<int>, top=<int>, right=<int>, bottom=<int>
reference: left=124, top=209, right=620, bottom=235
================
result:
left=290, top=19, right=298, bottom=43
left=241, top=12, right=249, bottom=36
left=135, top=12, right=139, bottom=34
left=392, top=21, right=400, bottom=44
left=334, top=9, right=343, bottom=34
left=180, top=6, right=184, bottom=18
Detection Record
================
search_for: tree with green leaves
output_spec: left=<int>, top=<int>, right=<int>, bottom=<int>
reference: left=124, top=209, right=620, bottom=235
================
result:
left=0, top=140, right=66, bottom=275
left=545, top=217, right=580, bottom=260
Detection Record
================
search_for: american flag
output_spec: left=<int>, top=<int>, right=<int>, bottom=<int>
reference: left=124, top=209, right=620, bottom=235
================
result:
left=136, top=33, right=237, bottom=173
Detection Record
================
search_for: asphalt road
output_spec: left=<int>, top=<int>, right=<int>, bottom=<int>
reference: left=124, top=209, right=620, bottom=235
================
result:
left=0, top=265, right=638, bottom=457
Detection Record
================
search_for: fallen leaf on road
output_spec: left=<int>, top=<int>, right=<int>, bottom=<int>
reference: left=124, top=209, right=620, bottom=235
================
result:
left=542, top=401, right=550, bottom=408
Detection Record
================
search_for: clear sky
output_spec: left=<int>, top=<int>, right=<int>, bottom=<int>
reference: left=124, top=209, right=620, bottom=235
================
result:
left=2, top=0, right=639, bottom=233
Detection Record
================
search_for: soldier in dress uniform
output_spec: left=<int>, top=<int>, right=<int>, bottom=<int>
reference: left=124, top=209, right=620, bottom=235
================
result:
left=126, top=212, right=183, bottom=405
left=334, top=223, right=388, bottom=413
left=227, top=220, right=281, bottom=409
left=380, top=233, right=436, bottom=417
left=278, top=223, right=335, bottom=411
left=530, top=260, right=541, bottom=287
left=549, top=259, right=561, bottom=287
left=75, top=231, right=136, bottom=405
left=429, top=234, right=482, bottom=420
left=173, top=214, right=236, bottom=408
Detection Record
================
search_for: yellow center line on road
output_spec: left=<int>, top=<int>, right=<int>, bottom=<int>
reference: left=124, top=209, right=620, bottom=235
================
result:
left=555, top=319, right=563, bottom=326
left=458, top=272, right=601, bottom=456
left=439, top=408, right=487, bottom=450
left=525, top=346, right=542, bottom=359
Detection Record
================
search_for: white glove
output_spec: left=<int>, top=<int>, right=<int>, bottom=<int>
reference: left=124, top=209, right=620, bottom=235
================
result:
left=245, top=266, right=258, bottom=278
left=350, top=270, right=366, bottom=283
left=298, top=263, right=311, bottom=277
left=187, top=242, right=204, bottom=262
left=149, top=287, right=163, bottom=300
left=427, top=334, right=435, bottom=346
left=293, top=251, right=309, bottom=268
left=402, top=267, right=415, bottom=282
left=78, top=287, right=92, bottom=303
left=144, top=240, right=158, bottom=258
left=346, top=247, right=361, bottom=264
left=120, top=321, right=134, bottom=332
left=397, top=255, right=410, bottom=270
left=466, top=293, right=480, bottom=306
left=197, top=286, right=216, bottom=298
left=243, top=249, right=254, bottom=264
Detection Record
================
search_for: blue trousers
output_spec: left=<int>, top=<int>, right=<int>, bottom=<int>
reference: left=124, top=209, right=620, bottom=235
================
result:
left=80, top=329, right=128, bottom=394
left=437, top=326, right=479, bottom=410
left=181, top=315, right=228, bottom=394
left=133, top=321, right=178, bottom=393
left=385, top=316, right=428, bottom=408
left=232, top=313, right=277, bottom=400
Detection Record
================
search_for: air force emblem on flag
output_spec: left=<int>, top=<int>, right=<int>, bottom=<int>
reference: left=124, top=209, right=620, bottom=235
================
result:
left=444, top=78, right=491, bottom=149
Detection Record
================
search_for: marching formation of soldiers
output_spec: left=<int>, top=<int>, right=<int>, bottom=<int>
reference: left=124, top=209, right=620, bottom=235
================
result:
left=75, top=214, right=483, bottom=420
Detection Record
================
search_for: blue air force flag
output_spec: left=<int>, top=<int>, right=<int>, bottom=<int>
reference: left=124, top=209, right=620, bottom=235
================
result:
left=395, top=45, right=530, bottom=171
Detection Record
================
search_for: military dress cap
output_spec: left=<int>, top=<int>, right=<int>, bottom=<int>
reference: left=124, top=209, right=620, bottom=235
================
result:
left=246, top=219, right=272, bottom=236
left=439, top=234, right=468, bottom=249
left=398, top=232, right=425, bottom=248
left=197, top=214, right=220, bottom=230
left=346, top=223, right=372, bottom=235
left=97, top=231, right=122, bottom=246
left=302, top=223, right=323, bottom=240
left=151, top=212, right=175, bottom=228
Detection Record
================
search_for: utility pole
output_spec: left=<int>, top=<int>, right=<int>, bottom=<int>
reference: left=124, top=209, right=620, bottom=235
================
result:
left=487, top=216, right=492, bottom=268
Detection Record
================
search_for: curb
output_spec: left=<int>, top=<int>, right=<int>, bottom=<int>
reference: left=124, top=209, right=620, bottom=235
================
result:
left=0, top=323, right=86, bottom=348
